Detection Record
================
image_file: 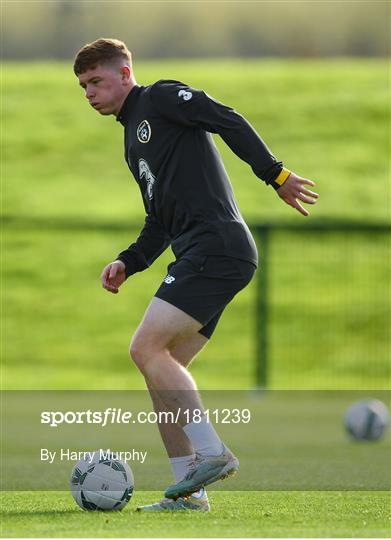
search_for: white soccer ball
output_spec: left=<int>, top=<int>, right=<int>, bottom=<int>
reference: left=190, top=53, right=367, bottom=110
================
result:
left=70, top=450, right=134, bottom=511
left=344, top=399, right=389, bottom=441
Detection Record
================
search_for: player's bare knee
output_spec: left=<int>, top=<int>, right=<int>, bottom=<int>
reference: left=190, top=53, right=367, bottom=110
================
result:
left=129, top=336, right=163, bottom=374
left=129, top=339, right=147, bottom=372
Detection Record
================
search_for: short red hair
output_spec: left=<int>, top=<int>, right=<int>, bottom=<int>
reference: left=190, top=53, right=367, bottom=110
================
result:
left=73, top=38, right=132, bottom=75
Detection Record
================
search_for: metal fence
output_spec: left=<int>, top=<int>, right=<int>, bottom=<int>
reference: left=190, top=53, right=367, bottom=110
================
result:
left=5, top=215, right=390, bottom=390
left=252, top=220, right=391, bottom=390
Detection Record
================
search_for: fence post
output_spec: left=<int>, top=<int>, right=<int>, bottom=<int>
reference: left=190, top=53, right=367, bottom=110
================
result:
left=255, top=226, right=269, bottom=389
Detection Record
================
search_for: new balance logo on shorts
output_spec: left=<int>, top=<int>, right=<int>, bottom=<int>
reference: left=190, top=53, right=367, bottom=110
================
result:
left=164, top=274, right=176, bottom=284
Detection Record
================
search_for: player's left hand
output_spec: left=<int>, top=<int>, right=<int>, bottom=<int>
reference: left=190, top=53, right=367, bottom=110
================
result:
left=276, top=172, right=319, bottom=216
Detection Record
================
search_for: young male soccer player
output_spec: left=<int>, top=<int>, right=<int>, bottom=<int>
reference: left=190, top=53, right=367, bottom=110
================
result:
left=74, top=38, right=318, bottom=512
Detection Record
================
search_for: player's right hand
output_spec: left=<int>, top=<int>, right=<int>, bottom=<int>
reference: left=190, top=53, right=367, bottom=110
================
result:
left=101, top=260, right=126, bottom=294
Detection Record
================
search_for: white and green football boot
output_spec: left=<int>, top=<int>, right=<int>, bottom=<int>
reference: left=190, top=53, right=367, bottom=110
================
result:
left=165, top=445, right=239, bottom=500
left=136, top=490, right=210, bottom=512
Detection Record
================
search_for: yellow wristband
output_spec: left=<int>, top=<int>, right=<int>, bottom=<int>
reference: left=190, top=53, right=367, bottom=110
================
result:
left=274, top=168, right=291, bottom=186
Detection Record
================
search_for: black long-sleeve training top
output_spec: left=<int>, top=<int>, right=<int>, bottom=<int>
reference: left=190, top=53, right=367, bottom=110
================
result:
left=115, top=80, right=284, bottom=277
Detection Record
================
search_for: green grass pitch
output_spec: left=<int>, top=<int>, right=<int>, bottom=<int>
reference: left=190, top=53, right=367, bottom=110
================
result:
left=1, top=491, right=390, bottom=538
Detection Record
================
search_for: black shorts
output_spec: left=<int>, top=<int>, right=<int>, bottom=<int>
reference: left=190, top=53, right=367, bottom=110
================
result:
left=154, top=254, right=256, bottom=339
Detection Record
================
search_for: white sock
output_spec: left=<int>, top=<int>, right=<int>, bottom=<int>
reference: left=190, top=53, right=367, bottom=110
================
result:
left=169, top=454, right=195, bottom=483
left=183, top=415, right=224, bottom=456
left=169, top=454, right=206, bottom=498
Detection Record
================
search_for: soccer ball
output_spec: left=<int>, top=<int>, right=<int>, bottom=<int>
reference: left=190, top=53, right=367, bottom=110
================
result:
left=70, top=450, right=134, bottom=511
left=344, top=399, right=389, bottom=441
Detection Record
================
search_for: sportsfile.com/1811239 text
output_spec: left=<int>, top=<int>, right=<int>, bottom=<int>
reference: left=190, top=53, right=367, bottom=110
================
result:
left=40, top=407, right=252, bottom=427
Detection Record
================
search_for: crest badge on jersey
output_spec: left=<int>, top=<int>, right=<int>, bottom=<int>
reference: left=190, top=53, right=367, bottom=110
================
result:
left=137, top=120, right=151, bottom=143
